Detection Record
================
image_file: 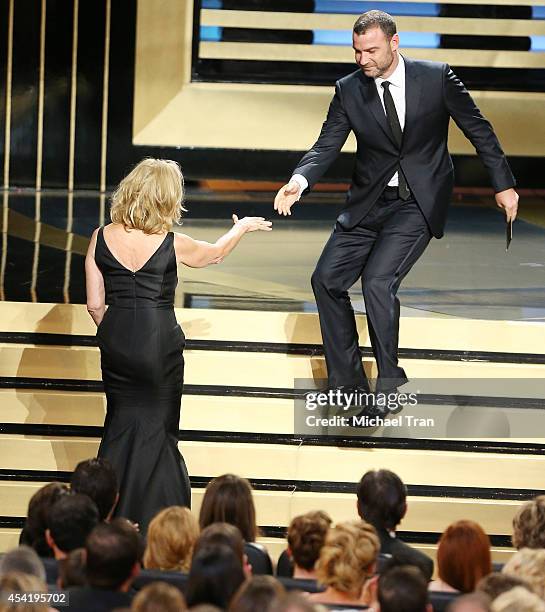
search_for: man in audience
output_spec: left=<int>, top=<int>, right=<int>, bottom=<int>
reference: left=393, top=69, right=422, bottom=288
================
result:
left=377, top=565, right=431, bottom=612
left=194, top=522, right=252, bottom=577
left=356, top=469, right=434, bottom=580
left=0, top=545, right=46, bottom=582
left=45, top=493, right=99, bottom=560
left=67, top=518, right=143, bottom=611
left=71, top=457, right=119, bottom=522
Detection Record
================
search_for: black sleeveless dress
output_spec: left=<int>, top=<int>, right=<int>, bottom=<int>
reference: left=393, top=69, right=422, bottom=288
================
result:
left=94, top=227, right=191, bottom=532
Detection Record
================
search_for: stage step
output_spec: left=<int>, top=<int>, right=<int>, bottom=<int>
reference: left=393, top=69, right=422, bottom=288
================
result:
left=1, top=435, right=544, bottom=493
left=1, top=345, right=544, bottom=389
left=1, top=301, right=544, bottom=355
left=0, top=480, right=523, bottom=538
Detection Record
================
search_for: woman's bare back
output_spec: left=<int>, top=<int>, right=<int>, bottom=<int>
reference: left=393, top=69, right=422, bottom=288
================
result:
left=101, top=223, right=169, bottom=273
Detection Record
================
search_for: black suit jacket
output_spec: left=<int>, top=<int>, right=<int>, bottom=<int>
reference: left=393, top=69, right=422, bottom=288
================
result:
left=376, top=527, right=434, bottom=581
left=293, top=56, right=515, bottom=238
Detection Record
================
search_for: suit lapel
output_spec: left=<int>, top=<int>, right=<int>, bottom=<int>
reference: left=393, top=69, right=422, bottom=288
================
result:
left=357, top=71, right=397, bottom=148
left=402, top=55, right=423, bottom=147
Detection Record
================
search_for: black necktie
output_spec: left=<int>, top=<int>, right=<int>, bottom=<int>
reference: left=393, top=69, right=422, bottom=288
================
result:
left=381, top=81, right=410, bottom=200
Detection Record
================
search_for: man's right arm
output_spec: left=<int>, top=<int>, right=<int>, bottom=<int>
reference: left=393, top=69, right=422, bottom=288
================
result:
left=274, top=83, right=351, bottom=216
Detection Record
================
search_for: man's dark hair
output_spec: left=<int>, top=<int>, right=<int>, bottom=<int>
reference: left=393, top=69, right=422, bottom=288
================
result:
left=353, top=10, right=397, bottom=39
left=85, top=518, right=143, bottom=590
left=194, top=522, right=245, bottom=563
left=356, top=469, right=407, bottom=530
left=19, top=482, right=70, bottom=557
left=71, top=458, right=118, bottom=521
left=185, top=543, right=245, bottom=609
left=47, top=493, right=99, bottom=553
left=476, top=571, right=532, bottom=601
left=378, top=565, right=429, bottom=612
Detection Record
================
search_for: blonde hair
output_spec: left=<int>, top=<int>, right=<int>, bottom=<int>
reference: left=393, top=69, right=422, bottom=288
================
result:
left=110, top=158, right=186, bottom=234
left=512, top=496, right=545, bottom=549
left=315, top=520, right=379, bottom=598
left=0, top=572, right=49, bottom=612
left=132, top=581, right=188, bottom=612
left=503, top=548, right=545, bottom=599
left=492, top=586, right=545, bottom=612
left=144, top=506, right=199, bottom=572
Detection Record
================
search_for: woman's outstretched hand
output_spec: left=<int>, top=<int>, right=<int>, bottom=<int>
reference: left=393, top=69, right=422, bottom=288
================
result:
left=232, top=214, right=273, bottom=232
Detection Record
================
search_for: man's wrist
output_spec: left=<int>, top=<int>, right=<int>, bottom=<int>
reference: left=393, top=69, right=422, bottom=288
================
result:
left=290, top=174, right=308, bottom=201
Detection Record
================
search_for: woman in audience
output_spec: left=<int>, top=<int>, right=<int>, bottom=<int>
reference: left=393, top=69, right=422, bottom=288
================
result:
left=199, top=474, right=272, bottom=573
left=492, top=586, right=545, bottom=612
left=0, top=572, right=56, bottom=612
left=18, top=482, right=70, bottom=557
left=429, top=520, right=492, bottom=593
left=502, top=548, right=545, bottom=599
left=229, top=575, right=286, bottom=612
left=477, top=572, right=532, bottom=603
left=308, top=520, right=380, bottom=607
left=512, top=496, right=545, bottom=550
left=185, top=543, right=245, bottom=609
left=131, top=582, right=187, bottom=611
left=143, top=506, right=199, bottom=572
left=287, top=510, right=331, bottom=580
left=0, top=546, right=46, bottom=582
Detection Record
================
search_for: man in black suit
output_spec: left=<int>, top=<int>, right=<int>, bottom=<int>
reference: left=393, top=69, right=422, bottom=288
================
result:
left=274, top=10, right=518, bottom=399
left=66, top=519, right=142, bottom=611
left=357, top=469, right=434, bottom=581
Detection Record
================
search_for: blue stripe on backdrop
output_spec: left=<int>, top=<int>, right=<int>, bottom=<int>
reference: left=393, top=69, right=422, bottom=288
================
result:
left=202, top=0, right=223, bottom=8
left=314, top=29, right=440, bottom=47
left=533, top=7, right=545, bottom=19
left=314, top=1, right=439, bottom=16
left=531, top=36, right=545, bottom=51
left=200, top=25, right=223, bottom=41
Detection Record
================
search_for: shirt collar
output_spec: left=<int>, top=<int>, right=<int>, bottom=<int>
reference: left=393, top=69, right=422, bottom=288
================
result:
left=375, top=54, right=405, bottom=90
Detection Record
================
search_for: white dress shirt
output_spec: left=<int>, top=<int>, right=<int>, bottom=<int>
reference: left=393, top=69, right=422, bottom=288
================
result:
left=292, top=54, right=406, bottom=196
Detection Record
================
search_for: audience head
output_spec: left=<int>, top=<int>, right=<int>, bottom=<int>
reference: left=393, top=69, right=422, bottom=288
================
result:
left=269, top=593, right=318, bottom=612
left=477, top=572, right=532, bottom=602
left=0, top=572, right=50, bottom=612
left=71, top=457, right=119, bottom=522
left=229, top=575, right=286, bottom=612
left=19, top=481, right=70, bottom=557
left=185, top=543, right=245, bottom=609
left=131, top=581, right=187, bottom=612
left=316, top=520, right=379, bottom=599
left=491, top=586, right=545, bottom=612
left=437, top=520, right=492, bottom=592
left=110, top=158, right=186, bottom=233
left=0, top=546, right=45, bottom=582
left=378, top=565, right=430, bottom=612
left=356, top=469, right=407, bottom=531
left=199, top=474, right=258, bottom=542
left=512, top=496, right=545, bottom=550
left=57, top=547, right=87, bottom=590
left=287, top=510, right=332, bottom=573
left=447, top=593, right=491, bottom=612
left=85, top=518, right=143, bottom=591
left=194, top=522, right=250, bottom=577
left=144, top=506, right=199, bottom=572
left=46, top=492, right=99, bottom=558
left=503, top=548, right=545, bottom=599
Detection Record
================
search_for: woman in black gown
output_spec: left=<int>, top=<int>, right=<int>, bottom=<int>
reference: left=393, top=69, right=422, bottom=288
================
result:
left=85, top=158, right=271, bottom=532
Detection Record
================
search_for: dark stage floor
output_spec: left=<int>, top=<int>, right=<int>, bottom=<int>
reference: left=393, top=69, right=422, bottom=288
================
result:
left=1, top=188, right=545, bottom=321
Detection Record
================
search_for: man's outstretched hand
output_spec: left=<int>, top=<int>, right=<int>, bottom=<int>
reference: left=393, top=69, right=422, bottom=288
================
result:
left=274, top=180, right=301, bottom=216
left=495, top=187, right=519, bottom=222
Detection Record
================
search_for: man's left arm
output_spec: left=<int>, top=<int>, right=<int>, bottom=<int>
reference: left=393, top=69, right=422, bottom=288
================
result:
left=442, top=64, right=518, bottom=221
